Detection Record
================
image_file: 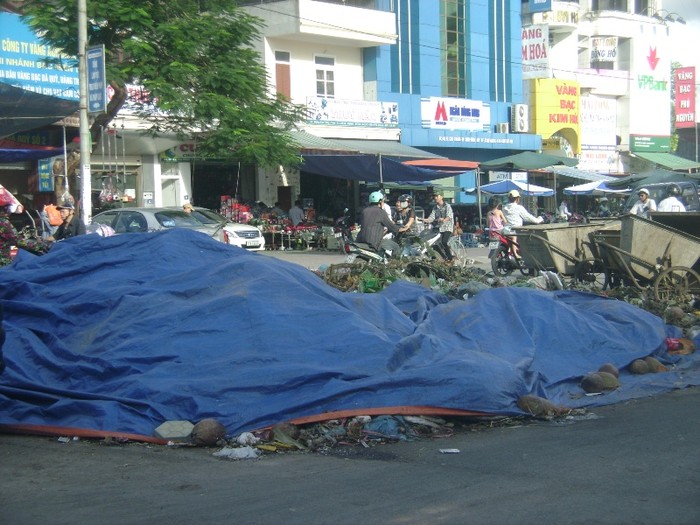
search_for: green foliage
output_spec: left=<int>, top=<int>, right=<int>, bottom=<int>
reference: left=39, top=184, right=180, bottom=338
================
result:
left=19, top=0, right=306, bottom=167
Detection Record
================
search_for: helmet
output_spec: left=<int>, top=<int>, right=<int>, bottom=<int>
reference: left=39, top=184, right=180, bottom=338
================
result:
left=637, top=188, right=649, bottom=196
left=368, top=191, right=384, bottom=204
left=398, top=194, right=412, bottom=209
left=667, top=184, right=681, bottom=196
left=508, top=189, right=520, bottom=199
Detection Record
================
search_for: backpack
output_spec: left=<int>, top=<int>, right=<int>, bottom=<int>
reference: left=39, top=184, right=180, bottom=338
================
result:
left=45, top=204, right=62, bottom=226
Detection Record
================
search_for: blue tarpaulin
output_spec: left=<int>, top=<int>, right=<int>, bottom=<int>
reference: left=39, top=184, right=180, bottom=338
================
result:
left=1, top=229, right=699, bottom=439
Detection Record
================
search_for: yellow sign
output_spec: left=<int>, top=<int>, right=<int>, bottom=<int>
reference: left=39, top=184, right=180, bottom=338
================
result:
left=530, top=78, right=581, bottom=154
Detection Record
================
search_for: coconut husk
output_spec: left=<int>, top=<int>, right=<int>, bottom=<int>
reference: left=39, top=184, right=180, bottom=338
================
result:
left=581, top=372, right=619, bottom=393
left=517, top=394, right=568, bottom=417
left=598, top=363, right=619, bottom=378
left=644, top=356, right=667, bottom=373
left=629, top=359, right=649, bottom=374
left=191, top=418, right=227, bottom=447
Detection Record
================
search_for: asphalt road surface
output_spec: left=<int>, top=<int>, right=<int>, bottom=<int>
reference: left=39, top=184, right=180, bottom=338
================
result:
left=2, top=387, right=699, bottom=524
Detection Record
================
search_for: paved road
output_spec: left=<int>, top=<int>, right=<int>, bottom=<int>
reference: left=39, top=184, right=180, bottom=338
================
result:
left=260, top=246, right=493, bottom=272
left=1, top=387, right=698, bottom=524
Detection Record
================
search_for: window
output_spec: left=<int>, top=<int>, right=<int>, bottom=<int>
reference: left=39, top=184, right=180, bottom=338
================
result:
left=275, top=51, right=291, bottom=99
left=315, top=56, right=335, bottom=98
left=442, top=0, right=466, bottom=97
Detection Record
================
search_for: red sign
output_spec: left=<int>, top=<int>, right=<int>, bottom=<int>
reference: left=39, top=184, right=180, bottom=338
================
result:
left=675, top=66, right=695, bottom=129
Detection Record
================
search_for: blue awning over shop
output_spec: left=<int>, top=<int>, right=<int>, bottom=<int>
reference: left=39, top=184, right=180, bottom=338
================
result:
left=0, top=82, right=79, bottom=139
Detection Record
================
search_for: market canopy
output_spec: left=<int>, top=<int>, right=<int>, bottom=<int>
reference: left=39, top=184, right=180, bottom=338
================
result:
left=563, top=180, right=632, bottom=196
left=547, top=166, right=613, bottom=182
left=466, top=179, right=554, bottom=196
left=0, top=81, right=79, bottom=139
left=403, top=158, right=479, bottom=171
left=632, top=152, right=700, bottom=172
left=480, top=151, right=579, bottom=171
left=606, top=168, right=700, bottom=188
left=300, top=153, right=458, bottom=183
left=0, top=138, right=64, bottom=162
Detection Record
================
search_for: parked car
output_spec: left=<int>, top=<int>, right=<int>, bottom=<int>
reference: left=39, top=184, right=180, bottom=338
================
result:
left=90, top=207, right=265, bottom=251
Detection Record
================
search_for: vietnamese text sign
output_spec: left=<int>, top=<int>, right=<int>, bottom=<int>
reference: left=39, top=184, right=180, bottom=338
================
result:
left=87, top=46, right=106, bottom=114
left=522, top=25, right=550, bottom=79
left=674, top=66, right=695, bottom=129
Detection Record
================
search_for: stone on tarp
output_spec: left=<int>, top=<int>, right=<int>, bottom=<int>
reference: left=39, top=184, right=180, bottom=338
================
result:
left=154, top=420, right=194, bottom=441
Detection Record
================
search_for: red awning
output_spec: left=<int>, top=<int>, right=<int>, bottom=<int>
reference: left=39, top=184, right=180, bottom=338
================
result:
left=403, top=158, right=479, bottom=171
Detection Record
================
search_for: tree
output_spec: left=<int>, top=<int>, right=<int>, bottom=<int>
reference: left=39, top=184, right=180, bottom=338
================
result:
left=19, top=0, right=307, bottom=167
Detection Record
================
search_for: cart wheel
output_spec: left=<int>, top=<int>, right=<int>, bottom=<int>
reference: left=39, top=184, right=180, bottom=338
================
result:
left=572, top=258, right=606, bottom=290
left=654, top=266, right=700, bottom=302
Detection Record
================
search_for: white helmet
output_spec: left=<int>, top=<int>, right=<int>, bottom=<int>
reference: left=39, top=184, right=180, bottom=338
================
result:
left=508, top=189, right=520, bottom=198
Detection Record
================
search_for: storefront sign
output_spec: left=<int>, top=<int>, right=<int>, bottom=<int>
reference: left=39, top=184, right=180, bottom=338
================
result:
left=630, top=135, right=671, bottom=152
left=38, top=158, right=54, bottom=192
left=522, top=25, right=550, bottom=79
left=489, top=171, right=527, bottom=182
left=421, top=97, right=491, bottom=131
left=628, top=25, right=671, bottom=141
left=533, top=4, right=579, bottom=28
left=531, top=78, right=581, bottom=153
left=528, top=0, right=551, bottom=14
left=674, top=66, right=696, bottom=129
left=590, top=37, right=617, bottom=64
left=0, top=13, right=79, bottom=100
left=305, top=97, right=398, bottom=128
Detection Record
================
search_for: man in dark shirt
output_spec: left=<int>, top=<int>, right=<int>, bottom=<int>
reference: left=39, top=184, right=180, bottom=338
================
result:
left=50, top=202, right=86, bottom=241
left=356, top=191, right=407, bottom=258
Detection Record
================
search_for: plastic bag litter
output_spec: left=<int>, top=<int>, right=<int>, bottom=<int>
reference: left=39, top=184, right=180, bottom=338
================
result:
left=235, top=432, right=260, bottom=446
left=212, top=446, right=260, bottom=460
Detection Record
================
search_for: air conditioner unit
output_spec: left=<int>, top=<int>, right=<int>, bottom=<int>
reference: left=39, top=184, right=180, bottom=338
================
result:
left=511, top=104, right=529, bottom=133
left=496, top=122, right=509, bottom=133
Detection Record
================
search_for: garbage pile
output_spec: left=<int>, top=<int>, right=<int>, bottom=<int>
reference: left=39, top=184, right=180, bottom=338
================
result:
left=317, top=260, right=700, bottom=342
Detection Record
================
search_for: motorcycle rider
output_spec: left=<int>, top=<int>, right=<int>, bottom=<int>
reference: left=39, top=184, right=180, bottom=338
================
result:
left=629, top=188, right=656, bottom=218
left=657, top=184, right=686, bottom=212
left=356, top=191, right=408, bottom=258
left=392, top=194, right=415, bottom=243
left=502, top=189, right=543, bottom=257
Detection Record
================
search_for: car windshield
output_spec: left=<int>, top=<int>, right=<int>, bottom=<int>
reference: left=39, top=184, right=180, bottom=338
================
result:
left=191, top=208, right=228, bottom=226
left=153, top=210, right=204, bottom=228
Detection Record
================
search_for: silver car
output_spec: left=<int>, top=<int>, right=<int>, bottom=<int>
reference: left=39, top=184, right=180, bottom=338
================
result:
left=90, top=207, right=265, bottom=251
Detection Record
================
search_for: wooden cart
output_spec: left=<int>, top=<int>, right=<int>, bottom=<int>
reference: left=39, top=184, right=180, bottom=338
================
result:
left=514, top=221, right=618, bottom=289
left=590, top=214, right=700, bottom=301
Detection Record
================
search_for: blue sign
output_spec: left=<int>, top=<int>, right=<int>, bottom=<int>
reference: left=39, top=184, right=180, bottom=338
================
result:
left=529, top=0, right=552, bottom=14
left=0, top=13, right=79, bottom=100
left=87, top=46, right=107, bottom=114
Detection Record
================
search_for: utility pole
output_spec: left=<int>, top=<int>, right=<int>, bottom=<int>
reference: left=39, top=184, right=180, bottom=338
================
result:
left=78, top=0, right=92, bottom=224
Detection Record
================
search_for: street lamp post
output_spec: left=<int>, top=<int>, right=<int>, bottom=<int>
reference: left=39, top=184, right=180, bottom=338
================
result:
left=78, top=0, right=92, bottom=224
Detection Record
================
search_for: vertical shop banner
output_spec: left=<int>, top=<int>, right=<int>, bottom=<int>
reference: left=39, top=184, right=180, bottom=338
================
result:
left=674, top=66, right=696, bottom=129
left=629, top=25, right=671, bottom=151
left=521, top=25, right=550, bottom=79
left=87, top=45, right=106, bottom=114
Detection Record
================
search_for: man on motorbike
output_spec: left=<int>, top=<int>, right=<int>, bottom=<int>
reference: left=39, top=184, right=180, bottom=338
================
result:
left=392, top=194, right=415, bottom=243
left=356, top=191, right=408, bottom=258
left=502, top=189, right=543, bottom=257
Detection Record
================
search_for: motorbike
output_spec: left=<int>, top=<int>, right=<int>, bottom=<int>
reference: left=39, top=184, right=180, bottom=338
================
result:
left=488, top=230, right=530, bottom=277
left=399, top=226, right=444, bottom=260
